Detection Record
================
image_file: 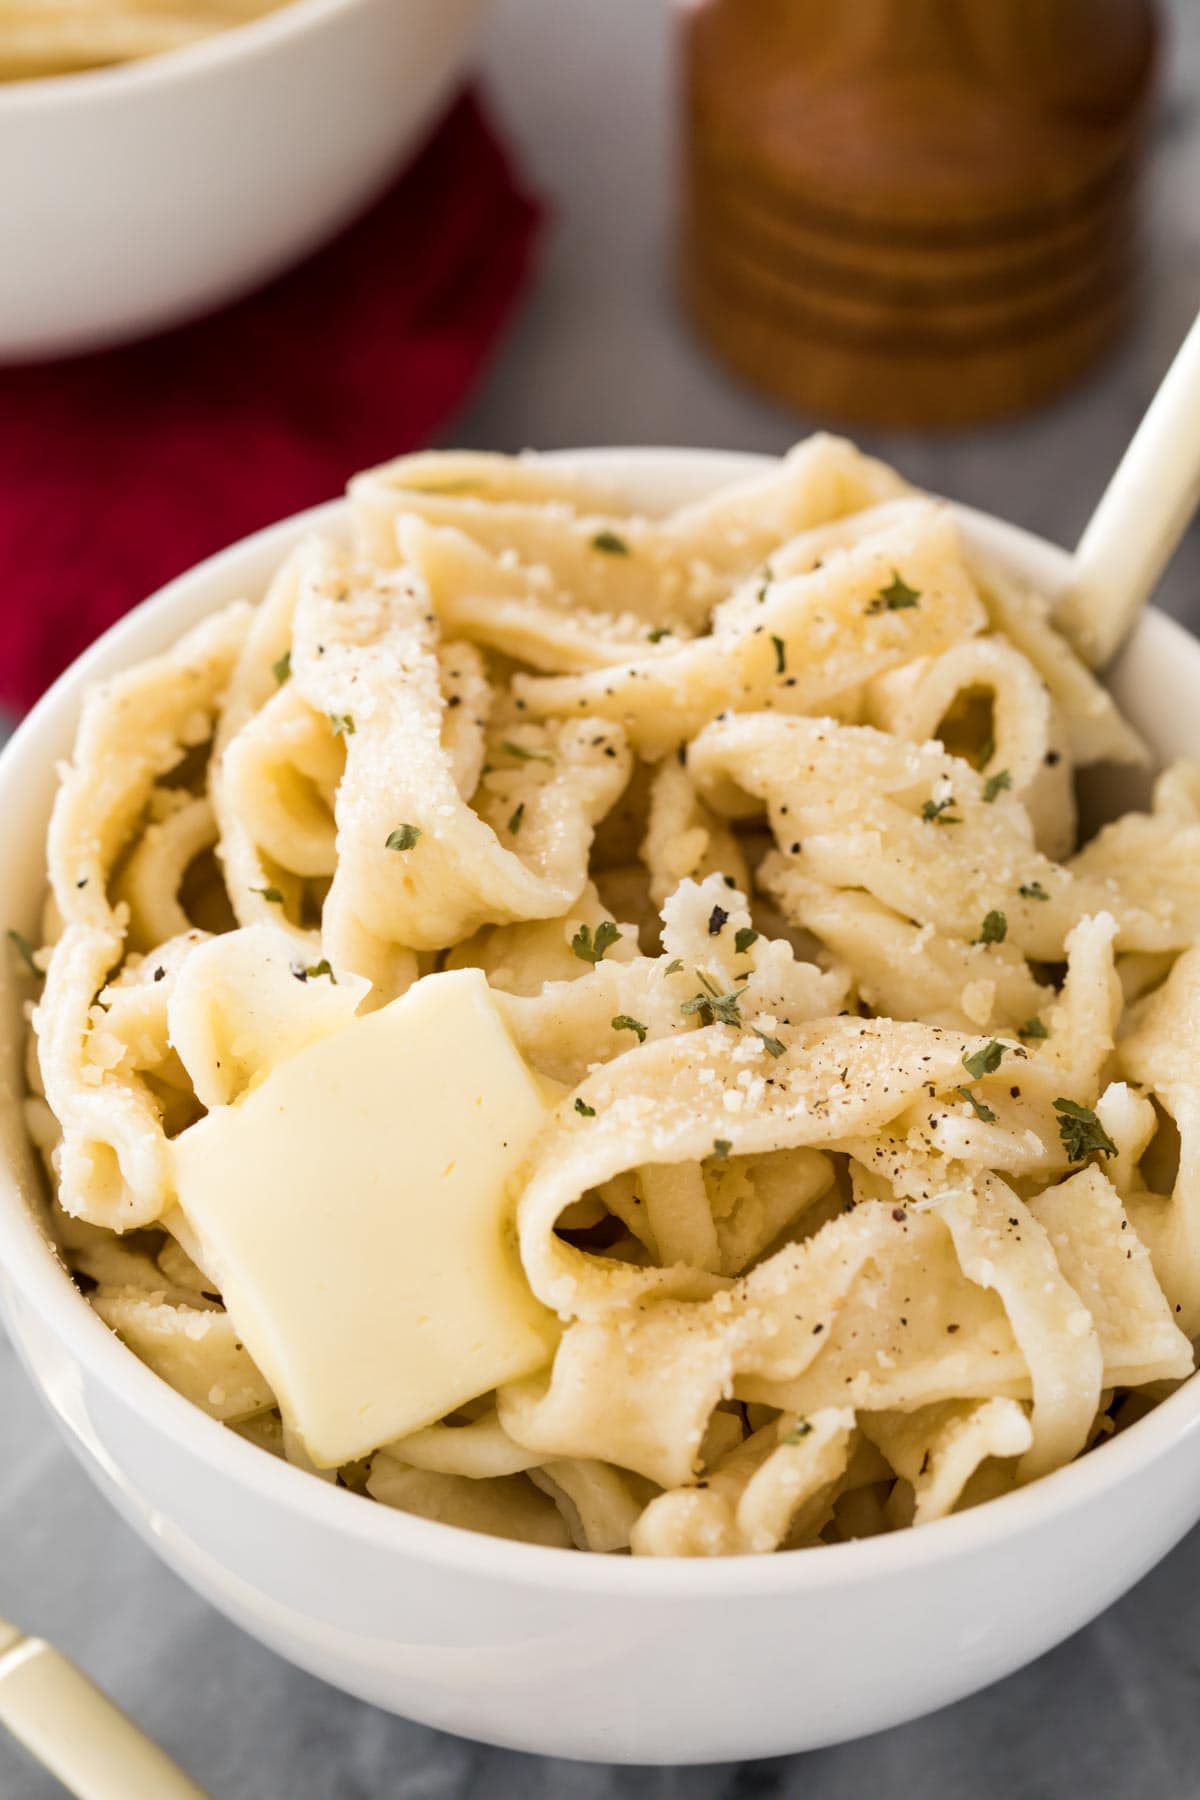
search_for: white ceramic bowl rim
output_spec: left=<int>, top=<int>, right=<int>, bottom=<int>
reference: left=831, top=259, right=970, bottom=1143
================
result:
left=0, top=0, right=373, bottom=107
left=5, top=446, right=1200, bottom=1598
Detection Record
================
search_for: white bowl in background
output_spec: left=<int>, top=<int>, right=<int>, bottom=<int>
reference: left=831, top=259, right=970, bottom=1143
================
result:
left=0, top=0, right=488, bottom=362
left=0, top=449, right=1198, bottom=1766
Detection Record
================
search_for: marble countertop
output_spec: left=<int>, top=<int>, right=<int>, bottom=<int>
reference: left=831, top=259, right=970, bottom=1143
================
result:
left=3, top=0, right=1199, bottom=1793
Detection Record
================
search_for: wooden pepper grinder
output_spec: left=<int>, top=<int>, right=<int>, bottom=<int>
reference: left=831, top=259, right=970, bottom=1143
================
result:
left=681, top=0, right=1160, bottom=428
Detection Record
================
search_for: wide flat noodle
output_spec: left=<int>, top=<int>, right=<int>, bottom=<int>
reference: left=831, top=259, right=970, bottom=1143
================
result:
left=34, top=925, right=174, bottom=1230
left=353, top=434, right=908, bottom=634
left=689, top=713, right=1193, bottom=957
left=516, top=1012, right=980, bottom=1318
left=48, top=602, right=250, bottom=933
left=0, top=1, right=293, bottom=81
left=973, top=552, right=1147, bottom=767
left=861, top=1399, right=1031, bottom=1525
left=630, top=1409, right=855, bottom=1556
left=210, top=546, right=329, bottom=946
left=1069, top=763, right=1200, bottom=943
left=289, top=539, right=631, bottom=985
left=382, top=1410, right=545, bottom=1479
left=529, top=1460, right=653, bottom=1553
left=938, top=1176, right=1102, bottom=1481
left=91, top=1287, right=273, bottom=1422
left=867, top=634, right=1075, bottom=859
left=1029, top=1167, right=1192, bottom=1387
left=497, top=874, right=847, bottom=1088
left=641, top=759, right=749, bottom=908
left=399, top=517, right=658, bottom=673
left=1119, top=948, right=1200, bottom=1333
left=113, top=793, right=218, bottom=954
left=763, top=872, right=1051, bottom=1033
left=514, top=502, right=986, bottom=758
left=502, top=1199, right=1032, bottom=1489
left=365, top=1459, right=573, bottom=1548
left=167, top=925, right=368, bottom=1108
left=446, top=883, right=639, bottom=997
left=29, top=433, right=1198, bottom=1556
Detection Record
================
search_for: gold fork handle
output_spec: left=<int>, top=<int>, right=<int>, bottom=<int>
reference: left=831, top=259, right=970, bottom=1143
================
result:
left=0, top=1622, right=212, bottom=1800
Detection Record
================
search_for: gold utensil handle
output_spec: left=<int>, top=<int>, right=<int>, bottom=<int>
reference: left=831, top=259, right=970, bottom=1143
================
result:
left=0, top=1620, right=212, bottom=1800
left=1060, top=307, right=1200, bottom=666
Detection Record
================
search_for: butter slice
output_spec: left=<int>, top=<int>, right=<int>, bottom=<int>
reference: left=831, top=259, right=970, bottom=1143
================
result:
left=171, top=968, right=559, bottom=1466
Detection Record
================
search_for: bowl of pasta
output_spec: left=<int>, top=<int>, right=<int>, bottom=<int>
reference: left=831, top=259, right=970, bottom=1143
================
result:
left=0, top=0, right=488, bottom=360
left=2, top=439, right=1200, bottom=1766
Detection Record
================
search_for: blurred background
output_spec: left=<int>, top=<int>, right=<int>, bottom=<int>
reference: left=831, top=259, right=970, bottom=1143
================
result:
left=452, top=0, right=1197, bottom=615
left=2, top=0, right=1199, bottom=1793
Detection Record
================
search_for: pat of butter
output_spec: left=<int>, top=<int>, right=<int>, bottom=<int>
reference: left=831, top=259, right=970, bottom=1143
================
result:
left=171, top=967, right=559, bottom=1467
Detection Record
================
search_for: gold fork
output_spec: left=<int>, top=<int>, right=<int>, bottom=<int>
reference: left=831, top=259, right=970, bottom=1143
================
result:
left=0, top=1616, right=211, bottom=1798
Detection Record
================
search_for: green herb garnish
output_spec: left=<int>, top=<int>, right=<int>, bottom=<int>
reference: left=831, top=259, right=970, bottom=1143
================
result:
left=1018, top=1016, right=1048, bottom=1040
left=329, top=713, right=355, bottom=738
left=921, top=796, right=961, bottom=825
left=962, top=1040, right=1005, bottom=1080
left=611, top=1014, right=648, bottom=1043
left=784, top=1419, right=813, bottom=1444
left=734, top=927, right=759, bottom=956
left=507, top=803, right=525, bottom=835
left=680, top=969, right=746, bottom=1028
left=304, top=959, right=336, bottom=982
left=754, top=1029, right=786, bottom=1058
left=755, top=565, right=773, bottom=604
left=501, top=739, right=553, bottom=764
left=663, top=958, right=684, bottom=976
left=7, top=930, right=40, bottom=978
left=272, top=650, right=291, bottom=686
left=712, top=1138, right=732, bottom=1160
left=647, top=627, right=673, bottom=644
left=574, top=1097, right=596, bottom=1118
left=1054, top=1098, right=1117, bottom=1162
left=572, top=920, right=622, bottom=965
left=591, top=530, right=629, bottom=556
left=771, top=635, right=787, bottom=674
left=957, top=1086, right=997, bottom=1123
left=252, top=886, right=284, bottom=905
left=385, top=824, right=421, bottom=853
left=1019, top=880, right=1050, bottom=901
left=975, top=910, right=1007, bottom=946
left=866, top=570, right=921, bottom=614
left=983, top=769, right=1012, bottom=803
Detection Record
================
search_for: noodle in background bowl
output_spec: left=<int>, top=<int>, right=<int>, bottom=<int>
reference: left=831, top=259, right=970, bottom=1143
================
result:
left=0, top=0, right=487, bottom=361
left=1, top=448, right=1199, bottom=1764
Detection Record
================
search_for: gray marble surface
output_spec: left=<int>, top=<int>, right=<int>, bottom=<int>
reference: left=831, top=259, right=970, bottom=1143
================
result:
left=3, top=1, right=1200, bottom=1794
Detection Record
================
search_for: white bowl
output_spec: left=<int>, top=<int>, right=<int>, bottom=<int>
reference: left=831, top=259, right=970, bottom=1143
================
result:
left=0, top=0, right=488, bottom=362
left=1, top=449, right=1199, bottom=1766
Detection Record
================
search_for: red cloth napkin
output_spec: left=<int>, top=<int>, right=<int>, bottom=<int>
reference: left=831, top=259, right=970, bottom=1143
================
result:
left=0, top=89, right=543, bottom=712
